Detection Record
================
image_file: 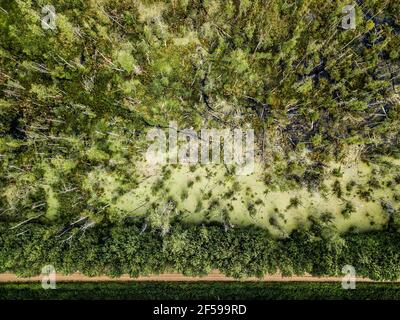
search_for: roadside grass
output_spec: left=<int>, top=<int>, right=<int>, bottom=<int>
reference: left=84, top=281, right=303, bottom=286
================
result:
left=1, top=282, right=400, bottom=300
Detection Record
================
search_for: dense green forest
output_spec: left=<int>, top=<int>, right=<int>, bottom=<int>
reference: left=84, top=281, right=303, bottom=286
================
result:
left=0, top=0, right=400, bottom=279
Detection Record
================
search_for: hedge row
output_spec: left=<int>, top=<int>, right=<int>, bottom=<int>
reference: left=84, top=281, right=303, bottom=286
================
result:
left=1, top=223, right=400, bottom=281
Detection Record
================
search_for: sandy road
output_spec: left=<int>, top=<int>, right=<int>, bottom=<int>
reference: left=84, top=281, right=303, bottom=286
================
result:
left=0, top=270, right=388, bottom=283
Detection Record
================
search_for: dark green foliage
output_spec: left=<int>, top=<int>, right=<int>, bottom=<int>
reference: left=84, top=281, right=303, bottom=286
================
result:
left=2, top=281, right=400, bottom=300
left=341, top=202, right=355, bottom=219
left=287, top=197, right=301, bottom=210
left=332, top=180, right=342, bottom=198
left=1, top=223, right=400, bottom=281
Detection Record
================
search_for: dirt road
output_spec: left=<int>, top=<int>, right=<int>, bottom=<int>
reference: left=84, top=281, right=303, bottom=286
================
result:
left=0, top=270, right=385, bottom=283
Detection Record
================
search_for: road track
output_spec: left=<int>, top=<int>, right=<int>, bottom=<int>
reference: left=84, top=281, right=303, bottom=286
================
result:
left=0, top=270, right=389, bottom=283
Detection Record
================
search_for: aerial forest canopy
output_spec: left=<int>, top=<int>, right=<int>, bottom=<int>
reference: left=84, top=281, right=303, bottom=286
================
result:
left=0, top=0, right=400, bottom=279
